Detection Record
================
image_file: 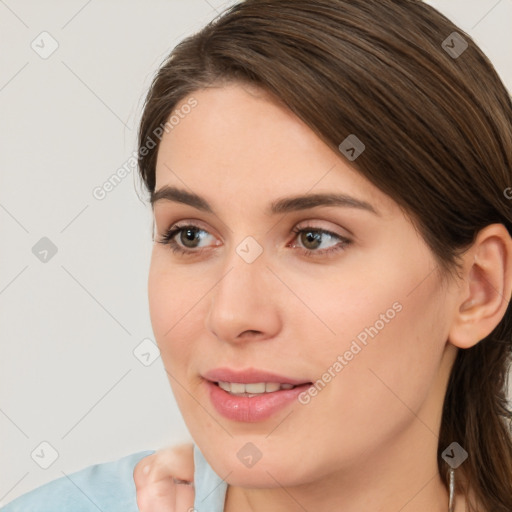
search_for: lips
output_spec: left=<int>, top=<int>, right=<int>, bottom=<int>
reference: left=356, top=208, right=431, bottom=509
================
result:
left=201, top=367, right=313, bottom=422
left=202, top=367, right=311, bottom=386
left=204, top=379, right=313, bottom=422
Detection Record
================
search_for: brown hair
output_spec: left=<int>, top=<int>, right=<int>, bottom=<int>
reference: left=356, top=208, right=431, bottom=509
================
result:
left=137, top=1, right=512, bottom=510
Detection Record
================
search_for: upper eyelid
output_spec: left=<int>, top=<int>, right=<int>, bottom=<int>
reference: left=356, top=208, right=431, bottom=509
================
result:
left=167, top=221, right=346, bottom=234
left=154, top=206, right=358, bottom=234
left=162, top=219, right=217, bottom=238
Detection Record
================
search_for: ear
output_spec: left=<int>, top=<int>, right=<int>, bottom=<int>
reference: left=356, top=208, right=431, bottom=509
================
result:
left=448, top=223, right=512, bottom=349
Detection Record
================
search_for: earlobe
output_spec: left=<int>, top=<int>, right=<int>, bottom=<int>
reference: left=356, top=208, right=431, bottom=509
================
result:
left=448, top=223, right=512, bottom=349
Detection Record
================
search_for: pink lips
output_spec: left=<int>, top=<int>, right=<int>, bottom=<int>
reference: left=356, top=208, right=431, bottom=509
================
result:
left=202, top=367, right=312, bottom=422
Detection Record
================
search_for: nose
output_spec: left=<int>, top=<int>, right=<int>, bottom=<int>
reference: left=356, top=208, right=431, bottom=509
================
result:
left=205, top=247, right=282, bottom=344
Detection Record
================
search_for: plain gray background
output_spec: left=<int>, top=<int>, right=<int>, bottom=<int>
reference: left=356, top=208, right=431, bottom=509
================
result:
left=1, top=0, right=511, bottom=506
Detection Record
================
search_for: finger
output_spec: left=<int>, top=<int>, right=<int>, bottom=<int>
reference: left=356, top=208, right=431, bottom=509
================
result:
left=162, top=443, right=195, bottom=482
left=132, top=444, right=196, bottom=512
left=134, top=456, right=177, bottom=512
left=137, top=444, right=195, bottom=484
left=136, top=476, right=177, bottom=512
left=174, top=480, right=195, bottom=512
left=133, top=454, right=155, bottom=488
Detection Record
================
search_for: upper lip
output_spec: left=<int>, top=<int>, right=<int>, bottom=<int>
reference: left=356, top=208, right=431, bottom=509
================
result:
left=203, top=367, right=311, bottom=385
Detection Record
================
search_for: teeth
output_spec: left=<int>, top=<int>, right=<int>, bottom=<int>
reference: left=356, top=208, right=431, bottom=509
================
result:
left=217, top=381, right=297, bottom=395
left=230, top=382, right=247, bottom=394
left=264, top=383, right=281, bottom=392
left=218, top=381, right=232, bottom=392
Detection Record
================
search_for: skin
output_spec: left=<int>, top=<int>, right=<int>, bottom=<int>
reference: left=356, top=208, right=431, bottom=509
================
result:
left=144, top=82, right=512, bottom=512
left=133, top=443, right=194, bottom=512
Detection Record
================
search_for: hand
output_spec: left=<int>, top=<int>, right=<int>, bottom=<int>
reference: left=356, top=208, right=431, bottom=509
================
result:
left=133, top=443, right=195, bottom=512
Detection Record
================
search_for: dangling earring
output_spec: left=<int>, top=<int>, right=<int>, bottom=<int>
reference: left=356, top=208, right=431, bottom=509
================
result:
left=448, top=467, right=455, bottom=512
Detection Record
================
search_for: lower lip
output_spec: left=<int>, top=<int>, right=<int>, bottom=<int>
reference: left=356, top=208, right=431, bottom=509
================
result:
left=205, top=379, right=312, bottom=422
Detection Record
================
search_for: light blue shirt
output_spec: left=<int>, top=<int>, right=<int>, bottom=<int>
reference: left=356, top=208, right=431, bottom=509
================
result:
left=1, top=444, right=227, bottom=511
left=193, top=444, right=228, bottom=511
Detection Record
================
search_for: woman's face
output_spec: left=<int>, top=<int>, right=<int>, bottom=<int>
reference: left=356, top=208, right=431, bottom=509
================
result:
left=148, top=82, right=460, bottom=487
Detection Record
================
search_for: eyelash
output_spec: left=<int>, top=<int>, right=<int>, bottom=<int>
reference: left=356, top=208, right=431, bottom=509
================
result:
left=157, top=223, right=352, bottom=258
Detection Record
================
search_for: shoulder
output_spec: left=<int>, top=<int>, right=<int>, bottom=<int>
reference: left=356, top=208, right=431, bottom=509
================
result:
left=1, top=450, right=155, bottom=512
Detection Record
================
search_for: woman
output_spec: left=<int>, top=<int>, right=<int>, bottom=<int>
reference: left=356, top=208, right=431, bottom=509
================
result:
left=3, top=1, right=512, bottom=511
left=133, top=0, right=512, bottom=510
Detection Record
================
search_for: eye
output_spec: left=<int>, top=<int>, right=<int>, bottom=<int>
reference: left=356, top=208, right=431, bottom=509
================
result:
left=289, top=225, right=352, bottom=256
left=156, top=223, right=352, bottom=257
left=157, top=223, right=218, bottom=255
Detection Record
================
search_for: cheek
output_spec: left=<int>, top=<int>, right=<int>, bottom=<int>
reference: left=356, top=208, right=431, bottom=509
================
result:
left=292, top=250, right=447, bottom=413
left=148, top=254, right=216, bottom=386
left=148, top=258, right=193, bottom=364
left=148, top=264, right=173, bottom=342
left=280, top=259, right=406, bottom=370
left=148, top=266, right=198, bottom=412
left=148, top=252, right=201, bottom=340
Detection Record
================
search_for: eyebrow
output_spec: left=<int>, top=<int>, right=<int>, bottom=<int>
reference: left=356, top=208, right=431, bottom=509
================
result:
left=150, top=185, right=379, bottom=216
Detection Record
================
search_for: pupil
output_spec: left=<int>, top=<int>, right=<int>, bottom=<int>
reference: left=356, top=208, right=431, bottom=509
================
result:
left=302, top=231, right=321, bottom=249
left=182, top=228, right=199, bottom=247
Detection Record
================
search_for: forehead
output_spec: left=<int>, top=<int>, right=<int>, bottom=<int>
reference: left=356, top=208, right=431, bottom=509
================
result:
left=156, top=83, right=323, bottom=167
left=154, top=83, right=393, bottom=217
